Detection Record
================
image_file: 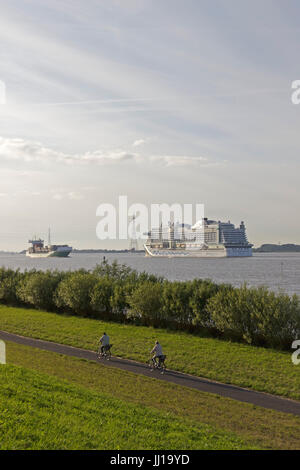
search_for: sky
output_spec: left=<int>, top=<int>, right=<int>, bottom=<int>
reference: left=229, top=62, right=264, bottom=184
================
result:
left=0, top=0, right=299, bottom=250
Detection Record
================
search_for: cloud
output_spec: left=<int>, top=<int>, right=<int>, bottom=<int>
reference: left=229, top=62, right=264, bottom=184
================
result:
left=38, top=98, right=155, bottom=107
left=0, top=137, right=66, bottom=163
left=0, top=136, right=212, bottom=168
left=0, top=136, right=138, bottom=166
left=51, top=190, right=84, bottom=200
left=132, top=139, right=146, bottom=147
left=150, top=155, right=209, bottom=167
left=79, top=150, right=138, bottom=165
left=52, top=193, right=63, bottom=200
left=68, top=191, right=84, bottom=200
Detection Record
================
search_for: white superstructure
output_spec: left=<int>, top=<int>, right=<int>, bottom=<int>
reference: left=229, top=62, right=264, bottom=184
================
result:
left=144, top=218, right=253, bottom=258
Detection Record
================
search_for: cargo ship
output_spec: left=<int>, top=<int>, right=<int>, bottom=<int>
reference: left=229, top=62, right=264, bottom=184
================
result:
left=26, top=232, right=72, bottom=258
left=144, top=218, right=253, bottom=258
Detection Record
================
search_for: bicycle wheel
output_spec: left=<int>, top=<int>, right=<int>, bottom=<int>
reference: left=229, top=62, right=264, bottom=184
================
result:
left=148, top=359, right=154, bottom=370
left=96, top=350, right=102, bottom=360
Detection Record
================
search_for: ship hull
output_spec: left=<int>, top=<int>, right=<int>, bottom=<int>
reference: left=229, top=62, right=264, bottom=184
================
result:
left=144, top=244, right=252, bottom=258
left=26, top=249, right=72, bottom=258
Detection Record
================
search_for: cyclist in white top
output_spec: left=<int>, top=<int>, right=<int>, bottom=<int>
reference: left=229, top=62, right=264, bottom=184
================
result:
left=151, top=340, right=163, bottom=365
left=99, top=332, right=110, bottom=354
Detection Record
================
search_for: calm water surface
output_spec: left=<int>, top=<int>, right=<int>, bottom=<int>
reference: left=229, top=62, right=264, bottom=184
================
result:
left=0, top=252, right=299, bottom=297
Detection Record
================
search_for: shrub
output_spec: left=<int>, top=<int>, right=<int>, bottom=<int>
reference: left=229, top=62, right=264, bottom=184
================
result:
left=110, top=283, right=129, bottom=320
left=189, top=279, right=222, bottom=328
left=17, top=270, right=64, bottom=311
left=206, top=284, right=300, bottom=348
left=127, top=282, right=165, bottom=326
left=162, top=281, right=193, bottom=328
left=90, top=277, right=114, bottom=318
left=93, top=260, right=133, bottom=281
left=55, top=272, right=97, bottom=315
left=0, top=268, right=21, bottom=305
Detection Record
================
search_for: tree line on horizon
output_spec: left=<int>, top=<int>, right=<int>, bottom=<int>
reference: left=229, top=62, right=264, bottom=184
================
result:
left=0, top=259, right=299, bottom=351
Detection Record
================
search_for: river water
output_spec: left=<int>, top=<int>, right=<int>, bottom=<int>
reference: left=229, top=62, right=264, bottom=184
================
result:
left=0, top=252, right=299, bottom=297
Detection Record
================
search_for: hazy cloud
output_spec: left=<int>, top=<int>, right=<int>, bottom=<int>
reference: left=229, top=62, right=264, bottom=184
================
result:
left=0, top=136, right=211, bottom=168
left=132, top=139, right=146, bottom=147
left=52, top=193, right=63, bottom=200
left=68, top=191, right=84, bottom=200
left=150, top=155, right=210, bottom=167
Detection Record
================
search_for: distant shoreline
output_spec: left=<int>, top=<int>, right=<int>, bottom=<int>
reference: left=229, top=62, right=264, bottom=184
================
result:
left=253, top=244, right=300, bottom=253
left=2, top=245, right=300, bottom=255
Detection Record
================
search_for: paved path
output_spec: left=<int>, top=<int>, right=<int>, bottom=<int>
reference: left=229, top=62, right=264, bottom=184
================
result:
left=1, top=329, right=300, bottom=417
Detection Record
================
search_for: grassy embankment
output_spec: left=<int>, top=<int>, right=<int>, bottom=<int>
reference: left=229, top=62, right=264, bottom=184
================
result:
left=0, top=361, right=255, bottom=450
left=5, top=342, right=300, bottom=450
left=0, top=305, right=299, bottom=399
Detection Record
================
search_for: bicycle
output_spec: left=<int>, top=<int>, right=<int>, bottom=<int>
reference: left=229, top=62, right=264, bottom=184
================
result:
left=148, top=354, right=166, bottom=374
left=97, top=344, right=113, bottom=360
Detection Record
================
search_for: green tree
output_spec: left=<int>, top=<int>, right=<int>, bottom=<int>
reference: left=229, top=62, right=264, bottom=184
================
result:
left=206, top=284, right=300, bottom=348
left=17, top=270, right=64, bottom=311
left=127, top=282, right=164, bottom=326
left=162, top=281, right=193, bottom=328
left=110, top=283, right=129, bottom=320
left=55, top=272, right=97, bottom=315
left=90, top=277, right=114, bottom=318
left=0, top=268, right=22, bottom=305
left=190, top=280, right=230, bottom=328
left=93, top=260, right=133, bottom=281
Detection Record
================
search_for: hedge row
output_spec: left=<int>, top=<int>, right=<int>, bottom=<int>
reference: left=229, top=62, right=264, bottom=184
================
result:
left=0, top=260, right=299, bottom=350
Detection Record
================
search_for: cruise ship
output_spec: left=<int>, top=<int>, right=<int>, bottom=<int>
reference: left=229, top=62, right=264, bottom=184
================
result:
left=144, top=218, right=253, bottom=258
left=26, top=237, right=72, bottom=258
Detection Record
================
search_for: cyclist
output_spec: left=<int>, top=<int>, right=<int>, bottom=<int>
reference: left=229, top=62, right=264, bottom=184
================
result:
left=99, top=332, right=110, bottom=355
left=151, top=340, right=164, bottom=367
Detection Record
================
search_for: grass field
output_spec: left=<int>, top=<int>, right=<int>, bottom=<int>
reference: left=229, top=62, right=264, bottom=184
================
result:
left=6, top=341, right=300, bottom=450
left=0, top=362, right=256, bottom=450
left=0, top=305, right=299, bottom=399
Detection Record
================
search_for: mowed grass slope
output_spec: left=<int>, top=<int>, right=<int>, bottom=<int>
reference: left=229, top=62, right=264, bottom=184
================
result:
left=6, top=341, right=300, bottom=450
left=0, top=305, right=299, bottom=399
left=0, top=364, right=253, bottom=450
